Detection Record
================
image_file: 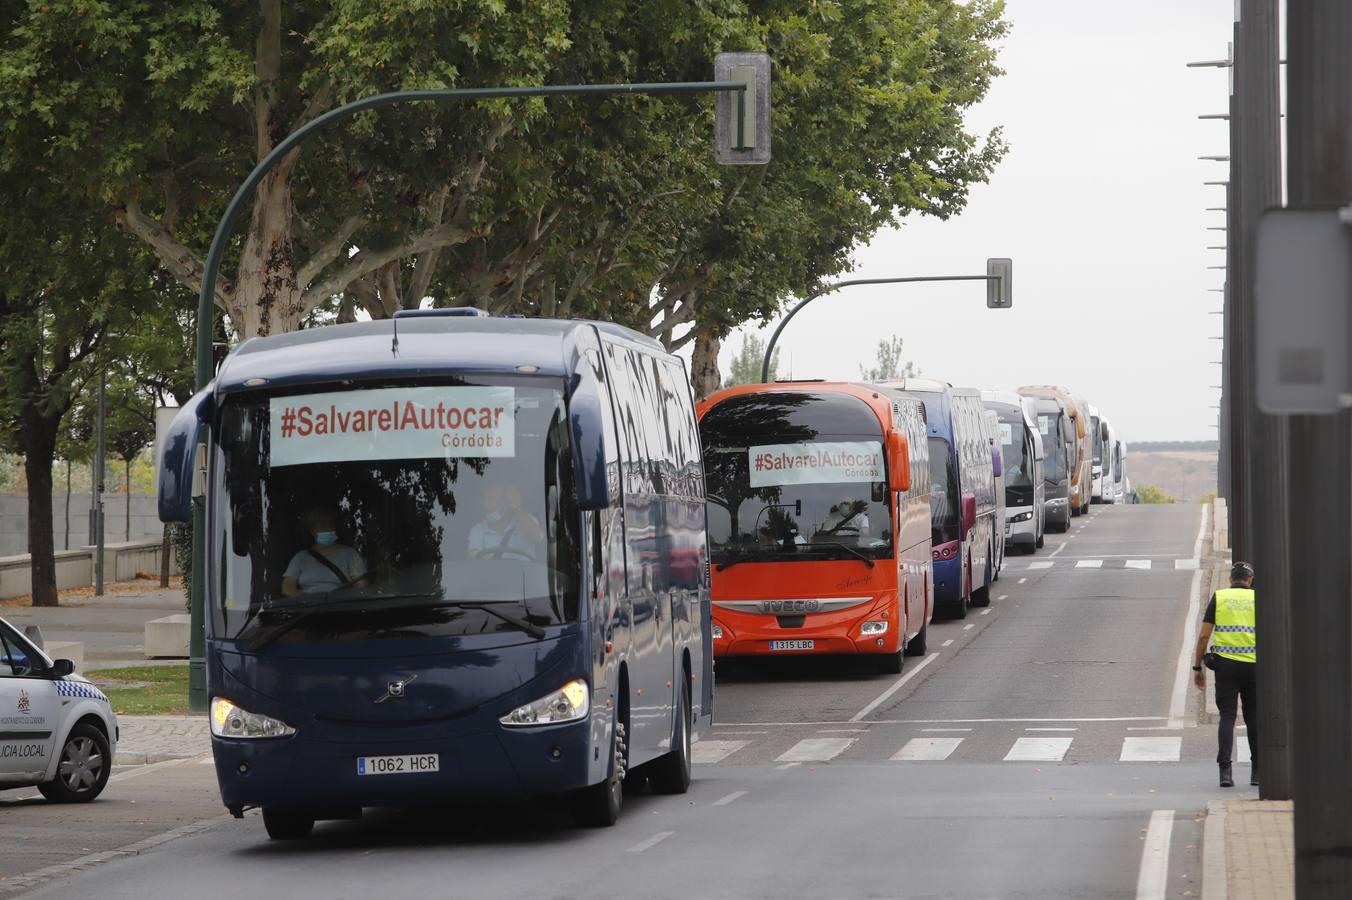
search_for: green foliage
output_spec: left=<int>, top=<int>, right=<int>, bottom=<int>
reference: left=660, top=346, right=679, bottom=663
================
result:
left=724, top=333, right=779, bottom=387
left=859, top=334, right=919, bottom=382
left=1199, top=492, right=1217, bottom=505
left=0, top=0, right=1008, bottom=365
left=1137, top=485, right=1177, bottom=505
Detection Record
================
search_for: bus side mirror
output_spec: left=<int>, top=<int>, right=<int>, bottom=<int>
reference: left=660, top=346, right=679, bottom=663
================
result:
left=886, top=431, right=910, bottom=493
left=961, top=493, right=977, bottom=533
left=570, top=372, right=611, bottom=511
left=158, top=386, right=215, bottom=524
left=991, top=446, right=1003, bottom=478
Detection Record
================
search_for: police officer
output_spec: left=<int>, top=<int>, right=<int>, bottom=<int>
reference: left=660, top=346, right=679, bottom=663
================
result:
left=1192, top=561, right=1257, bottom=788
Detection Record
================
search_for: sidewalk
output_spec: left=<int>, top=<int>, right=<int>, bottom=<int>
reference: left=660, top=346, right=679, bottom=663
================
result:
left=115, top=715, right=211, bottom=765
left=1204, top=800, right=1295, bottom=899
left=0, top=578, right=186, bottom=669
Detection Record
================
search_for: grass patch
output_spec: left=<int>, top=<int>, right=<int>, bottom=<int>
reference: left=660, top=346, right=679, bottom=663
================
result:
left=85, top=664, right=190, bottom=716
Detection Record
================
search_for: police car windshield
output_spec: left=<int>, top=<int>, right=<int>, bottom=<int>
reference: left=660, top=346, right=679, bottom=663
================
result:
left=700, top=392, right=893, bottom=566
left=214, top=376, right=580, bottom=645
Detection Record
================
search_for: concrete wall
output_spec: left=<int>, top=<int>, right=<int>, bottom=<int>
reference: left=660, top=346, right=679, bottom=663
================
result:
left=0, top=493, right=162, bottom=557
left=0, top=539, right=180, bottom=600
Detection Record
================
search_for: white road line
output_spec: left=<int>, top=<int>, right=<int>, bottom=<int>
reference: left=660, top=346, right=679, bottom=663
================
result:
left=1135, top=810, right=1175, bottom=900
left=1025, top=727, right=1077, bottom=732
left=1003, top=737, right=1073, bottom=761
left=716, top=716, right=1169, bottom=727
left=997, top=594, right=1008, bottom=601
left=1120, top=736, right=1183, bottom=762
left=892, top=738, right=963, bottom=761
left=712, top=730, right=769, bottom=735
left=1169, top=505, right=1211, bottom=728
left=1028, top=561, right=1054, bottom=570
left=775, top=738, right=856, bottom=763
left=1127, top=725, right=1184, bottom=731
left=774, top=762, right=801, bottom=771
left=712, top=791, right=747, bottom=807
left=979, top=609, right=991, bottom=616
left=941, top=639, right=954, bottom=647
left=848, top=652, right=940, bottom=723
left=692, top=740, right=749, bottom=765
left=1048, top=542, right=1068, bottom=557
left=1018, top=577, right=1027, bottom=584
left=1174, top=558, right=1200, bottom=570
left=963, top=623, right=975, bottom=630
left=1075, top=559, right=1104, bottom=568
left=628, top=831, right=674, bottom=853
left=1125, top=560, right=1152, bottom=570
left=921, top=727, right=973, bottom=732
left=817, top=728, right=868, bottom=733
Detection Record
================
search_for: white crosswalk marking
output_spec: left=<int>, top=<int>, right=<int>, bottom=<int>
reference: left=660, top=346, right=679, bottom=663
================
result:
left=1028, top=561, right=1054, bottom=570
left=892, top=738, right=963, bottom=761
left=693, top=740, right=749, bottom=765
left=1076, top=559, right=1103, bottom=568
left=1120, top=736, right=1182, bottom=762
left=1003, top=737, right=1072, bottom=761
left=1175, top=558, right=1200, bottom=570
left=1125, top=560, right=1152, bottom=570
left=775, top=738, right=855, bottom=763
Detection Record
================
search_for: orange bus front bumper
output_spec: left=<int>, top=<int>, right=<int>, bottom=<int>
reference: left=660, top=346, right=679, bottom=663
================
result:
left=711, top=595, right=902, bottom=658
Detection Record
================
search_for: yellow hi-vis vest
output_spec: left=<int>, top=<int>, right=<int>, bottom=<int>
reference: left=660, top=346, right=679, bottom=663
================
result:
left=1211, top=587, right=1256, bottom=663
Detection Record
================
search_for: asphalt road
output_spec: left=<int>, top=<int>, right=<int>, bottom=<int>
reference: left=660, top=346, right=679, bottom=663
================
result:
left=7, top=503, right=1246, bottom=899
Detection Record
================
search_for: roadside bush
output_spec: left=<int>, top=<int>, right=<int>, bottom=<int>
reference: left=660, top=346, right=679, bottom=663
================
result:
left=1137, top=485, right=1177, bottom=504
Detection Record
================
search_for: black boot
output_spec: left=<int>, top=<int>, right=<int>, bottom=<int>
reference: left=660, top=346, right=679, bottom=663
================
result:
left=1219, top=764, right=1234, bottom=788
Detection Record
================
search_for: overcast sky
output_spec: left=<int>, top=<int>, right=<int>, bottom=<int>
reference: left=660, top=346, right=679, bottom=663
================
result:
left=713, top=1, right=1239, bottom=442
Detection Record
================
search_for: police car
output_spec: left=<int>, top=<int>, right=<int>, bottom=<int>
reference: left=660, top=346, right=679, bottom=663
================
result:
left=0, top=615, right=117, bottom=802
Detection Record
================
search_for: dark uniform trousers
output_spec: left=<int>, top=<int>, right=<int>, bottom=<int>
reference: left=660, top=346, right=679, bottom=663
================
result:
left=1213, top=655, right=1257, bottom=768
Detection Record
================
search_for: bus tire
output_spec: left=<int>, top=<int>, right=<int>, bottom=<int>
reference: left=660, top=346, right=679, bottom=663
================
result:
left=952, top=563, right=970, bottom=620
left=574, top=718, right=626, bottom=827
left=262, top=808, right=315, bottom=840
left=905, top=617, right=928, bottom=657
left=1036, top=531, right=1045, bottom=549
left=971, top=553, right=992, bottom=607
left=648, top=680, right=692, bottom=795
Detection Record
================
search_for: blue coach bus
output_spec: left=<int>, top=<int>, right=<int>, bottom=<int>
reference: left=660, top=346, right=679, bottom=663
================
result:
left=880, top=379, right=998, bottom=619
left=158, top=310, right=711, bottom=838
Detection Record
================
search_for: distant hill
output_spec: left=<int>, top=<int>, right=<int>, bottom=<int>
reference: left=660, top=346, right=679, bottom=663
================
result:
left=1131, top=440, right=1219, bottom=454
left=1129, top=445, right=1218, bottom=503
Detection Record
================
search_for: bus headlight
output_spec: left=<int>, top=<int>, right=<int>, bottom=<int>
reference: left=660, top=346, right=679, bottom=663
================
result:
left=500, top=679, right=590, bottom=727
left=860, top=621, right=888, bottom=636
left=210, top=697, right=296, bottom=739
left=1009, top=511, right=1034, bottom=523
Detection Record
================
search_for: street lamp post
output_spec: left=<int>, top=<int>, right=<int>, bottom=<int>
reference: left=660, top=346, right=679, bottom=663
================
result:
left=185, top=68, right=770, bottom=713
left=758, top=262, right=1012, bottom=384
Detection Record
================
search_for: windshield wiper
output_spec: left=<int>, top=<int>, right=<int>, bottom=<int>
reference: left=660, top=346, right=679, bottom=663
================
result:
left=815, top=541, right=876, bottom=568
left=248, top=594, right=546, bottom=650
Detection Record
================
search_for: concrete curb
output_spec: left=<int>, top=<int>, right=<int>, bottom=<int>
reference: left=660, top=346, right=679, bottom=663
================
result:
left=1202, top=799, right=1229, bottom=900
left=113, top=750, right=199, bottom=766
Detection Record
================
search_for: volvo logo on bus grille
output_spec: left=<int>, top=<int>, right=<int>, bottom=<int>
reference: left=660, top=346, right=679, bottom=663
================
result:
left=375, top=674, right=418, bottom=703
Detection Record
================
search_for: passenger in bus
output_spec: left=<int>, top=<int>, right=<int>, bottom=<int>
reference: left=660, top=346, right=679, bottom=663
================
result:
left=468, top=484, right=545, bottom=561
left=280, top=508, right=368, bottom=597
left=818, top=499, right=871, bottom=539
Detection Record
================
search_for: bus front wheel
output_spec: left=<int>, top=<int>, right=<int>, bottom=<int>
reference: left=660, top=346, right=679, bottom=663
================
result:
left=262, top=808, right=315, bottom=840
left=648, top=680, right=692, bottom=795
left=574, top=718, right=627, bottom=827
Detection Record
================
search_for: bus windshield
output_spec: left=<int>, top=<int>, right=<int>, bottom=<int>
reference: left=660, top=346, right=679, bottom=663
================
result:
left=213, top=378, right=580, bottom=646
left=701, top=392, right=893, bottom=566
left=989, top=405, right=1033, bottom=489
left=928, top=436, right=960, bottom=545
left=1037, top=411, right=1067, bottom=481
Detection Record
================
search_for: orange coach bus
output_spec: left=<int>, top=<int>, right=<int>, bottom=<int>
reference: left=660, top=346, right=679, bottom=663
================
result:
left=697, top=382, right=933, bottom=673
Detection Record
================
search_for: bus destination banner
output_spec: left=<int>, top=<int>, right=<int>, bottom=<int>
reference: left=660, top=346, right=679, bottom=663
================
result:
left=748, top=441, right=884, bottom=487
left=270, top=386, right=516, bottom=467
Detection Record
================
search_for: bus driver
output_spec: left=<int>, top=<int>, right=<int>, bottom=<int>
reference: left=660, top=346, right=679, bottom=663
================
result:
left=281, top=508, right=368, bottom=597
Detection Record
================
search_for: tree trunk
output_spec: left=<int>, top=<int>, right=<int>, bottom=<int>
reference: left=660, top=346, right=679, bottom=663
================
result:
left=229, top=172, right=302, bottom=338
left=125, top=457, right=132, bottom=541
left=690, top=329, right=722, bottom=400
left=24, top=428, right=60, bottom=607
